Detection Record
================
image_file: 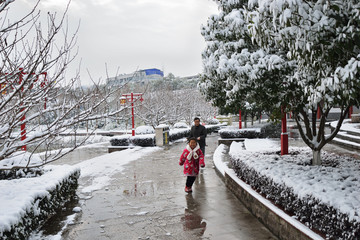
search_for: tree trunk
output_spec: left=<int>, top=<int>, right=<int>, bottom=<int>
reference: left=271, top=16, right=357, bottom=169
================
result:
left=312, top=149, right=321, bottom=166
left=244, top=113, right=247, bottom=128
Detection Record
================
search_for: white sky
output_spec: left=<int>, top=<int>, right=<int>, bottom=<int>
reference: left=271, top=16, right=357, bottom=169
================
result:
left=11, top=0, right=219, bottom=85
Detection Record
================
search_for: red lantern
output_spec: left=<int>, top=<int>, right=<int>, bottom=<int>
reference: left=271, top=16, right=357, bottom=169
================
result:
left=120, top=97, right=127, bottom=105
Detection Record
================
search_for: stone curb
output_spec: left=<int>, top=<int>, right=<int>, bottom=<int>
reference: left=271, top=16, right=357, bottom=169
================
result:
left=213, top=145, right=324, bottom=240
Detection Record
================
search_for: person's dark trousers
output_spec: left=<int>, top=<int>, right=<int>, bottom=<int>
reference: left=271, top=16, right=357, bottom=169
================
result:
left=186, top=176, right=197, bottom=188
left=200, top=146, right=205, bottom=156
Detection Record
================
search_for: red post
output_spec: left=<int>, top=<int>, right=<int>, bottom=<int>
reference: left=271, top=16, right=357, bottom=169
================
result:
left=239, top=109, right=242, bottom=129
left=20, top=114, right=26, bottom=151
left=317, top=106, right=321, bottom=119
left=281, top=107, right=288, bottom=155
left=19, top=68, right=26, bottom=151
left=131, top=92, right=135, bottom=136
left=349, top=106, right=353, bottom=119
left=121, top=92, right=143, bottom=136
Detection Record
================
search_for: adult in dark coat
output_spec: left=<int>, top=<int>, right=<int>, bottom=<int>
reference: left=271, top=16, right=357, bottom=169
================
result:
left=189, top=117, right=207, bottom=155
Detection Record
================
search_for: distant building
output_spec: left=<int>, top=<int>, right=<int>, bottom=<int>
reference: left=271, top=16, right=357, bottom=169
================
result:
left=180, top=75, right=200, bottom=82
left=107, top=68, right=164, bottom=87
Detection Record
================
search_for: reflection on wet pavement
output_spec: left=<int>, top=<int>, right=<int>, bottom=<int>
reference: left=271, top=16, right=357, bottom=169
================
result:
left=182, top=194, right=207, bottom=236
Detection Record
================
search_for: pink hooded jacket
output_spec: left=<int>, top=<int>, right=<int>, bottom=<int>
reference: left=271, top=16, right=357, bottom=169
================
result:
left=179, top=144, right=205, bottom=176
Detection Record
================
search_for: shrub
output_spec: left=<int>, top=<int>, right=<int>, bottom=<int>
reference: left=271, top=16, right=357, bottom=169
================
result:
left=169, top=129, right=190, bottom=142
left=173, top=122, right=189, bottom=129
left=261, top=122, right=281, bottom=138
left=130, top=135, right=155, bottom=147
left=230, top=154, right=360, bottom=240
left=206, top=118, right=220, bottom=125
left=110, top=135, right=155, bottom=147
left=135, top=126, right=155, bottom=135
left=110, top=137, right=129, bottom=146
left=219, top=128, right=263, bottom=139
left=0, top=169, right=80, bottom=239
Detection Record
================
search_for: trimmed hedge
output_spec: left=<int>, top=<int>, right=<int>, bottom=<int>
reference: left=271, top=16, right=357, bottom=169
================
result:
left=231, top=155, right=360, bottom=240
left=131, top=136, right=155, bottom=147
left=110, top=135, right=155, bottom=147
left=220, top=128, right=263, bottom=139
left=109, top=124, right=222, bottom=147
left=169, top=129, right=190, bottom=142
left=219, top=123, right=281, bottom=139
left=206, top=124, right=222, bottom=134
left=0, top=169, right=80, bottom=239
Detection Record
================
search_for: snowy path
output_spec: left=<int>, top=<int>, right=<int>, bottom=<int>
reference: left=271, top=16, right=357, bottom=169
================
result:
left=61, top=134, right=277, bottom=240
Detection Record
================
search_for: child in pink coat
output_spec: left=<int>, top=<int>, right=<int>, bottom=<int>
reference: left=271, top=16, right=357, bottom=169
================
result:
left=179, top=137, right=205, bottom=193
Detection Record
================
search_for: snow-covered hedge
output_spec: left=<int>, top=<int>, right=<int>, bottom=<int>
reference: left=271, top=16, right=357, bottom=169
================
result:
left=110, top=134, right=155, bottom=147
left=110, top=125, right=222, bottom=147
left=169, top=128, right=190, bottom=142
left=230, top=140, right=360, bottom=240
left=219, top=123, right=281, bottom=139
left=173, top=122, right=189, bottom=129
left=206, top=118, right=220, bottom=125
left=220, top=128, right=262, bottom=138
left=206, top=124, right=222, bottom=134
left=135, top=126, right=155, bottom=135
left=0, top=165, right=80, bottom=239
left=111, top=128, right=191, bottom=147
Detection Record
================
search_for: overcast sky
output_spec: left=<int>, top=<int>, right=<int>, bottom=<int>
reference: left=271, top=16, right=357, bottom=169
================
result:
left=13, top=0, right=219, bottom=85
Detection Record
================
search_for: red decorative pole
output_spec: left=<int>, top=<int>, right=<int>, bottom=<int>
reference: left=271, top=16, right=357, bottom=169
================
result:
left=281, top=106, right=288, bottom=155
left=121, top=92, right=143, bottom=137
left=131, top=92, right=135, bottom=136
left=18, top=68, right=27, bottom=151
left=239, top=109, right=242, bottom=129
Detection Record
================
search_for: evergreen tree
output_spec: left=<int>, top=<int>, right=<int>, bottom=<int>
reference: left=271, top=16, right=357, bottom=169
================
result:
left=202, top=0, right=360, bottom=165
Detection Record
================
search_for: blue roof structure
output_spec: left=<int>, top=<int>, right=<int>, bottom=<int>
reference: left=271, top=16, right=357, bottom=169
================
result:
left=143, top=68, right=164, bottom=77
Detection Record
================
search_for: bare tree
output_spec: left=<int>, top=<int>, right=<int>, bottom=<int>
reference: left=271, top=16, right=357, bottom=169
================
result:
left=0, top=1, right=126, bottom=170
left=136, top=88, right=216, bottom=127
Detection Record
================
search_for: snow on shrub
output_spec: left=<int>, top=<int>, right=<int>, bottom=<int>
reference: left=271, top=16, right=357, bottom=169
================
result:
left=206, top=118, right=220, bottom=125
left=135, top=126, right=155, bottom=135
left=173, top=122, right=189, bottom=129
left=220, top=128, right=262, bottom=139
left=130, top=134, right=155, bottom=147
left=0, top=165, right=80, bottom=239
left=205, top=124, right=222, bottom=134
left=219, top=123, right=281, bottom=139
left=229, top=140, right=360, bottom=239
left=110, top=134, right=155, bottom=147
left=110, top=126, right=221, bottom=147
left=169, top=128, right=190, bottom=142
left=0, top=152, right=45, bottom=180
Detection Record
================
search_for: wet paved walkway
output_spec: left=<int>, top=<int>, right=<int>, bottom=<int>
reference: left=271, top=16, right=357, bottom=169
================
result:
left=63, top=134, right=277, bottom=240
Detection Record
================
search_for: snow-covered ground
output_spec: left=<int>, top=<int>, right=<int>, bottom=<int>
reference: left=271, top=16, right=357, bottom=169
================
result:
left=230, top=139, right=360, bottom=222
left=331, top=119, right=360, bottom=132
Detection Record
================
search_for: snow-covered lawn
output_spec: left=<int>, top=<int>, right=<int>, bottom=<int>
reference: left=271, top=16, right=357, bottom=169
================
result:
left=229, top=139, right=360, bottom=239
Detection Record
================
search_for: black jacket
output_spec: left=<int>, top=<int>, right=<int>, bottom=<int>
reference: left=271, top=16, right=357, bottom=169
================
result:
left=189, top=125, right=207, bottom=148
